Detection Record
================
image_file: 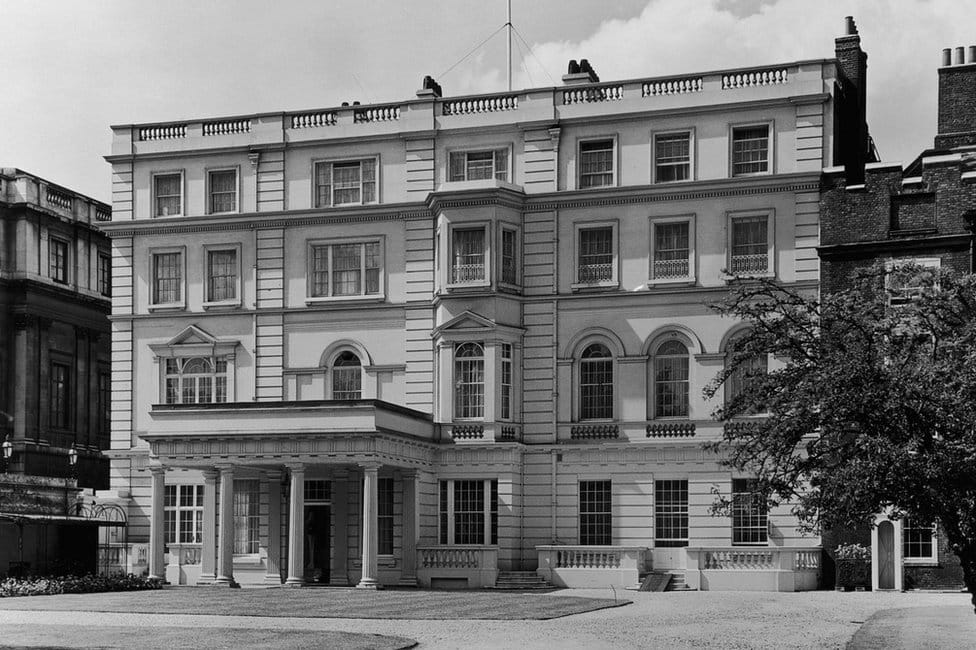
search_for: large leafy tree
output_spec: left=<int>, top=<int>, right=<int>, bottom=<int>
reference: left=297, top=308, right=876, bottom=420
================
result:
left=707, top=265, right=976, bottom=612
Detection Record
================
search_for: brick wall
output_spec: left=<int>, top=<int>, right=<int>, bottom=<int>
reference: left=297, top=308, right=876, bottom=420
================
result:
left=936, top=64, right=976, bottom=149
left=904, top=529, right=966, bottom=590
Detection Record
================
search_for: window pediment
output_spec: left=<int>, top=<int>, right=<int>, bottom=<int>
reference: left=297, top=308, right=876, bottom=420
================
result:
left=150, top=325, right=239, bottom=358
left=432, top=311, right=524, bottom=341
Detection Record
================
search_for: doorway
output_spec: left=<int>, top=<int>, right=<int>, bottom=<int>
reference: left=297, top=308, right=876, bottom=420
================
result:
left=877, top=520, right=895, bottom=589
left=303, top=505, right=331, bottom=583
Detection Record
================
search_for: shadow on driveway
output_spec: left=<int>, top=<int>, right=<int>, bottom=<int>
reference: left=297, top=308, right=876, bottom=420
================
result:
left=847, top=605, right=976, bottom=649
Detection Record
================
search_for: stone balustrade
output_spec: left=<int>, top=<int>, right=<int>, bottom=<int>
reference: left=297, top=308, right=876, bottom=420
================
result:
left=722, top=68, right=789, bottom=89
left=114, top=61, right=821, bottom=157
left=684, top=546, right=821, bottom=591
left=643, top=77, right=703, bottom=96
left=291, top=111, right=337, bottom=129
left=416, top=545, right=498, bottom=588
left=563, top=84, right=624, bottom=105
left=442, top=94, right=519, bottom=115
left=139, top=124, right=186, bottom=141
left=45, top=186, right=73, bottom=211
left=354, top=105, right=401, bottom=123
left=536, top=545, right=649, bottom=588
left=203, top=119, right=251, bottom=136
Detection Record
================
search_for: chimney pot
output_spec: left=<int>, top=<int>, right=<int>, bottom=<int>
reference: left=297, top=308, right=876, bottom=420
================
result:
left=968, top=45, right=976, bottom=64
left=341, top=102, right=349, bottom=107
left=844, top=16, right=856, bottom=35
left=568, top=59, right=580, bottom=74
left=942, top=48, right=953, bottom=67
left=955, top=46, right=965, bottom=65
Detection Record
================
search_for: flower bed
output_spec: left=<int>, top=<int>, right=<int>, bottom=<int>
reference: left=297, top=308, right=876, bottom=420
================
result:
left=0, top=574, right=162, bottom=598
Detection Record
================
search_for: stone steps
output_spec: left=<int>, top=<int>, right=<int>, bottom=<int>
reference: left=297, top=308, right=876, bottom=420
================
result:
left=493, top=571, right=555, bottom=590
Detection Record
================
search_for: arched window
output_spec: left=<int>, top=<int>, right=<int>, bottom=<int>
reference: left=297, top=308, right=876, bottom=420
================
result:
left=580, top=343, right=613, bottom=420
left=164, top=357, right=227, bottom=404
left=332, top=351, right=362, bottom=400
left=726, top=336, right=768, bottom=407
left=454, top=342, right=485, bottom=419
left=654, top=340, right=689, bottom=418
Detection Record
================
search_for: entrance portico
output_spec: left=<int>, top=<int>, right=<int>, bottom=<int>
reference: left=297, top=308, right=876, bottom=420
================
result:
left=143, top=400, right=435, bottom=588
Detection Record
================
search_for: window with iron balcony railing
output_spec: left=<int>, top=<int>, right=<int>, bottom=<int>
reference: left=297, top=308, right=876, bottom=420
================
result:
left=653, top=258, right=690, bottom=279
left=729, top=253, right=768, bottom=275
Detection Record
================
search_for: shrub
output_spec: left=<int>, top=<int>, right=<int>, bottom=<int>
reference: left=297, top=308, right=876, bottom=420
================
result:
left=835, top=543, right=871, bottom=560
left=0, top=574, right=162, bottom=598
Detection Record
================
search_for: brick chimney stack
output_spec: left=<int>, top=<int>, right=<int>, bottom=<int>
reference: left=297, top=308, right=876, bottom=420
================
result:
left=935, top=45, right=976, bottom=149
left=834, top=16, right=869, bottom=182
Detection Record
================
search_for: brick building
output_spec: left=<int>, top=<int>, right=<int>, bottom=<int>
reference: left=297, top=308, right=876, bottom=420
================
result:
left=0, top=168, right=113, bottom=574
left=819, top=45, right=976, bottom=590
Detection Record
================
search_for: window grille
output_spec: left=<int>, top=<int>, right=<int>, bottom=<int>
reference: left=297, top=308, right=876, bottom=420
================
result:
left=163, top=485, right=203, bottom=547
left=154, top=173, right=182, bottom=216
left=152, top=252, right=182, bottom=304
left=164, top=357, right=227, bottom=404
left=578, top=227, right=613, bottom=283
left=207, top=249, right=237, bottom=302
left=315, top=159, right=377, bottom=207
left=209, top=170, right=237, bottom=213
left=653, top=222, right=690, bottom=279
left=729, top=216, right=768, bottom=274
left=451, top=229, right=486, bottom=283
left=332, top=351, right=362, bottom=400
left=655, top=480, right=689, bottom=547
left=309, top=241, right=382, bottom=298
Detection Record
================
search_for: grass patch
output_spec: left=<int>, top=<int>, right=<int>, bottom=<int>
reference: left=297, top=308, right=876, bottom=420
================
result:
left=0, top=586, right=630, bottom=620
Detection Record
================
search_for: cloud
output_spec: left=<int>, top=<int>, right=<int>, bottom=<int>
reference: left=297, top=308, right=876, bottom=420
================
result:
left=450, top=0, right=974, bottom=166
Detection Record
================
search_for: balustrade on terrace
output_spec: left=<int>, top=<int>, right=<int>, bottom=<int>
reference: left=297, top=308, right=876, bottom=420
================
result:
left=123, top=63, right=809, bottom=148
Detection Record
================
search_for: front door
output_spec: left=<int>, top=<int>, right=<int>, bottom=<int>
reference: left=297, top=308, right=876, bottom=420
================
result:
left=878, top=520, right=895, bottom=589
left=303, top=505, right=331, bottom=583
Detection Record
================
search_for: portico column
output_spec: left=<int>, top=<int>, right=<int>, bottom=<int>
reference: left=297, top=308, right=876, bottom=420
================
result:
left=215, top=465, right=238, bottom=587
left=330, top=470, right=349, bottom=586
left=357, top=462, right=381, bottom=589
left=399, top=470, right=418, bottom=586
left=197, top=469, right=218, bottom=584
left=148, top=466, right=166, bottom=581
left=264, top=471, right=282, bottom=584
left=285, top=464, right=305, bottom=586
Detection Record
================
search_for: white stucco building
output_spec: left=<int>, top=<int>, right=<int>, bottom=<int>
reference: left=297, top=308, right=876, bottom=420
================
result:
left=98, top=23, right=870, bottom=590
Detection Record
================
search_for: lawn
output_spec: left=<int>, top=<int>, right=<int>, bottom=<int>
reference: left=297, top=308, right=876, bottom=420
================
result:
left=0, top=586, right=629, bottom=620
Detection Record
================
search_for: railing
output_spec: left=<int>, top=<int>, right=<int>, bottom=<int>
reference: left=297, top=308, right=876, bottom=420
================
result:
left=451, top=263, right=485, bottom=284
left=451, top=424, right=484, bottom=440
left=722, top=68, right=789, bottom=89
left=203, top=119, right=251, bottom=136
left=563, top=85, right=624, bottom=105
left=646, top=422, right=696, bottom=437
left=570, top=424, right=619, bottom=440
left=643, top=77, right=703, bottom=96
left=555, top=548, right=620, bottom=569
left=684, top=546, right=822, bottom=591
left=416, top=545, right=499, bottom=588
left=46, top=186, right=73, bottom=211
left=442, top=94, right=519, bottom=115
left=705, top=549, right=775, bottom=569
left=536, top=545, right=649, bottom=588
left=577, top=263, right=613, bottom=283
left=729, top=254, right=768, bottom=275
left=95, top=206, right=111, bottom=222
left=653, top=258, right=690, bottom=279
left=291, top=111, right=337, bottom=129
left=139, top=124, right=186, bottom=141
left=498, top=425, right=521, bottom=442
left=354, top=105, right=400, bottom=123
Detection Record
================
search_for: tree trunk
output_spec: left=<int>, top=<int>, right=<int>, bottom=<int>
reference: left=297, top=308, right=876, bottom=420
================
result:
left=958, top=544, right=976, bottom=615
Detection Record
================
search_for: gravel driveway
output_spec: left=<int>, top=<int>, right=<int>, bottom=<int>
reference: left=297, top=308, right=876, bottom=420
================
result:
left=0, top=588, right=970, bottom=649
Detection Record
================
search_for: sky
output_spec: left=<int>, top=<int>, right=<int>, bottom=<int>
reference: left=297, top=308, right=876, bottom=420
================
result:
left=1, top=0, right=973, bottom=204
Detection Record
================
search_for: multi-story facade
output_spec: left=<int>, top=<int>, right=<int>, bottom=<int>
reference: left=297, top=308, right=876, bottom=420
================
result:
left=820, top=44, right=976, bottom=591
left=0, top=168, right=112, bottom=573
left=100, top=22, right=869, bottom=589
